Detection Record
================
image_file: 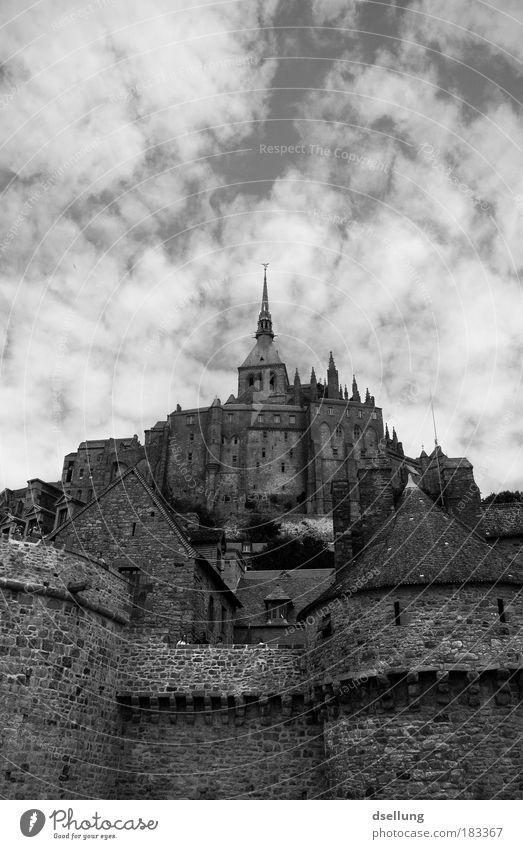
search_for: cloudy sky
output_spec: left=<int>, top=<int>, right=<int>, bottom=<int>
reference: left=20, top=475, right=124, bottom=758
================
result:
left=0, top=0, right=522, bottom=495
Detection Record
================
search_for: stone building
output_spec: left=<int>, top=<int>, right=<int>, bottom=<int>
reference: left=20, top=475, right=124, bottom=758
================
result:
left=0, top=269, right=522, bottom=800
left=145, top=269, right=389, bottom=519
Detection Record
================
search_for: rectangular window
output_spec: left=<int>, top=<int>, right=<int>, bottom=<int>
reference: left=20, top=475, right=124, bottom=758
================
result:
left=345, top=409, right=350, bottom=417
left=281, top=463, right=285, bottom=473
left=232, top=455, right=237, bottom=466
left=498, top=598, right=507, bottom=623
left=371, top=412, right=377, bottom=419
left=78, top=468, right=84, bottom=480
left=187, top=452, right=193, bottom=463
left=274, top=414, right=281, bottom=423
left=328, top=406, right=333, bottom=415
left=262, top=449, right=266, bottom=458
left=284, top=431, right=288, bottom=440
left=189, top=432, right=194, bottom=441
left=258, top=413, right=264, bottom=422
left=65, top=461, right=74, bottom=483
left=242, top=542, right=252, bottom=553
left=227, top=413, right=233, bottom=422
left=357, top=411, right=363, bottom=419
left=256, top=461, right=260, bottom=469
left=131, top=521, right=137, bottom=536
left=186, top=415, right=194, bottom=425
left=289, top=449, right=294, bottom=459
left=58, top=508, right=68, bottom=526
left=332, top=448, right=338, bottom=457
left=289, top=415, right=296, bottom=424
left=394, top=601, right=401, bottom=626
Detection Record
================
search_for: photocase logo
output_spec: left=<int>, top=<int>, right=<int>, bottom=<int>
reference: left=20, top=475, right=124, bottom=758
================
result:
left=20, top=809, right=46, bottom=837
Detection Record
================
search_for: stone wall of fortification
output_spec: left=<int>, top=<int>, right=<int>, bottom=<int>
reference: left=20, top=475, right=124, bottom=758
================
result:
left=0, top=541, right=130, bottom=799
left=321, top=668, right=523, bottom=799
left=304, top=584, right=523, bottom=683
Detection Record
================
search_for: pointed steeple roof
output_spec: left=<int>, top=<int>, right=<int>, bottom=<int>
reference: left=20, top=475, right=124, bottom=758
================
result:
left=329, top=479, right=523, bottom=596
left=256, top=264, right=274, bottom=339
left=240, top=267, right=283, bottom=368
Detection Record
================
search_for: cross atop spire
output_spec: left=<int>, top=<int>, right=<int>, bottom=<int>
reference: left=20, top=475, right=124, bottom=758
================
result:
left=256, top=263, right=274, bottom=338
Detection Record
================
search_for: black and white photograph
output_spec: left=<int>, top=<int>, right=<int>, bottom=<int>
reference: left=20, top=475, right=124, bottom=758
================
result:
left=0, top=0, right=522, bottom=841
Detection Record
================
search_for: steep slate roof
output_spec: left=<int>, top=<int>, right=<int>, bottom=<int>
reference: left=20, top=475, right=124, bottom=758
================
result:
left=483, top=503, right=523, bottom=538
left=47, top=463, right=199, bottom=559
left=240, top=334, right=283, bottom=368
left=313, top=478, right=523, bottom=608
left=236, top=568, right=335, bottom=626
left=47, top=463, right=242, bottom=607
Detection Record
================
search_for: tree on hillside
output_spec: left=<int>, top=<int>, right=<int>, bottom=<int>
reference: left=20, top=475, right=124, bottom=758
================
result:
left=250, top=533, right=334, bottom=570
left=482, top=490, right=523, bottom=506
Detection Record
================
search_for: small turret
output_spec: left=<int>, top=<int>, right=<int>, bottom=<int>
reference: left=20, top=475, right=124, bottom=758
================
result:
left=365, top=388, right=371, bottom=404
left=293, top=368, right=302, bottom=405
left=344, top=385, right=349, bottom=401
left=327, top=351, right=339, bottom=399
left=351, top=375, right=361, bottom=403
left=310, top=367, right=318, bottom=400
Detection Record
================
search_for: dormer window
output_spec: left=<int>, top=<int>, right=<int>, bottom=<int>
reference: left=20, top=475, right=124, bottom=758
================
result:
left=265, top=600, right=289, bottom=623
left=264, top=585, right=291, bottom=624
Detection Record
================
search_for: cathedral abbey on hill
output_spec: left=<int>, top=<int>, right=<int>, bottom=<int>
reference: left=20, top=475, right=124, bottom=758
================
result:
left=0, top=271, right=522, bottom=800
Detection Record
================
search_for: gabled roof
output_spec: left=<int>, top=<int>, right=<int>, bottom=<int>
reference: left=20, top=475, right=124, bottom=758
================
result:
left=46, top=463, right=241, bottom=607
left=264, top=584, right=291, bottom=602
left=236, top=568, right=335, bottom=625
left=47, top=463, right=199, bottom=559
left=320, top=478, right=523, bottom=605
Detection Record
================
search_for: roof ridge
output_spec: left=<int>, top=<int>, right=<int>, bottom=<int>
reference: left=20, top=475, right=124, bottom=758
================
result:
left=131, top=468, right=198, bottom=558
left=46, top=463, right=139, bottom=539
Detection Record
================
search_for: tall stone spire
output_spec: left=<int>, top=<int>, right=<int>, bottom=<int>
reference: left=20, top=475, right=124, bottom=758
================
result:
left=256, top=263, right=274, bottom=339
left=351, top=375, right=361, bottom=403
left=327, top=351, right=339, bottom=399
left=310, top=367, right=318, bottom=400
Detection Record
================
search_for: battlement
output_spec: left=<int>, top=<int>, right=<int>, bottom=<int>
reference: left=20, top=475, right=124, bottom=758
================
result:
left=117, top=691, right=318, bottom=726
left=311, top=666, right=523, bottom=718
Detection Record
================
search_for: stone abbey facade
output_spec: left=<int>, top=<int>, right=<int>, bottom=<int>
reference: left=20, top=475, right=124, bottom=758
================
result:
left=0, top=272, right=522, bottom=800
